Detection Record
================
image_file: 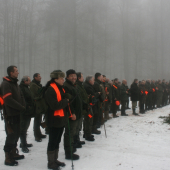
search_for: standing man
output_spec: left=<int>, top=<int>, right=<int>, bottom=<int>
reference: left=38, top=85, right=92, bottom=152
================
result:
left=75, top=72, right=86, bottom=145
left=156, top=80, right=164, bottom=108
left=30, top=73, right=46, bottom=142
left=151, top=80, right=157, bottom=109
left=83, top=76, right=99, bottom=141
left=130, top=79, right=139, bottom=115
left=111, top=78, right=120, bottom=118
left=1, top=66, right=25, bottom=166
left=63, top=69, right=81, bottom=160
left=19, top=76, right=34, bottom=153
left=120, top=80, right=129, bottom=116
left=139, top=80, right=147, bottom=114
left=93, top=73, right=104, bottom=133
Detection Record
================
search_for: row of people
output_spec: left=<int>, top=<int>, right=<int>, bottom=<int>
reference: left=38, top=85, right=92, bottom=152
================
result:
left=0, top=65, right=169, bottom=170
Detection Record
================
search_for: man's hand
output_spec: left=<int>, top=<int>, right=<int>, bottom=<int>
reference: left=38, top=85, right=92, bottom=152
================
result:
left=71, top=114, right=76, bottom=120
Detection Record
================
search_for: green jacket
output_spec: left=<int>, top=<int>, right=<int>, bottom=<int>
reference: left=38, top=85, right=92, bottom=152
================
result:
left=19, top=82, right=35, bottom=117
left=112, top=83, right=120, bottom=100
left=120, top=84, right=128, bottom=101
left=76, top=81, right=89, bottom=115
left=93, top=79, right=105, bottom=103
left=64, top=79, right=82, bottom=120
left=30, top=79, right=48, bottom=114
left=156, top=83, right=164, bottom=97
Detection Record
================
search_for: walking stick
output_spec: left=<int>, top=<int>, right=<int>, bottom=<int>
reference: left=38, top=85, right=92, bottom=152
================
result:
left=67, top=112, right=74, bottom=170
left=66, top=95, right=77, bottom=170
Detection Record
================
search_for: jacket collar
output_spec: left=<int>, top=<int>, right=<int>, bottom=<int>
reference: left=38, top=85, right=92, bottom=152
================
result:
left=3, top=76, right=18, bottom=83
left=95, top=79, right=101, bottom=84
left=32, top=79, right=42, bottom=87
left=66, top=79, right=75, bottom=87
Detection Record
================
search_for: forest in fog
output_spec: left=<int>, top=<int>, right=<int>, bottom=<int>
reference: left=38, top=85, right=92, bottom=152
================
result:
left=0, top=0, right=170, bottom=84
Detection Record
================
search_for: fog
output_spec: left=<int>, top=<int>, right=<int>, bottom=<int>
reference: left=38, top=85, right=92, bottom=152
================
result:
left=0, top=0, right=170, bottom=85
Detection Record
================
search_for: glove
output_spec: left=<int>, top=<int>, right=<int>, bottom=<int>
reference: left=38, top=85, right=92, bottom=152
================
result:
left=62, top=93, right=72, bottom=100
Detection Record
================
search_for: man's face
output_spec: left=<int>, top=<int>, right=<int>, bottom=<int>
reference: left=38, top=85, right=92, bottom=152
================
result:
left=115, top=80, right=118, bottom=84
left=55, top=77, right=65, bottom=86
left=103, top=77, right=106, bottom=82
left=24, top=77, right=31, bottom=85
left=89, top=77, right=94, bottom=85
left=35, top=74, right=41, bottom=82
left=10, top=67, right=19, bottom=79
left=67, top=74, right=77, bottom=84
left=78, top=74, right=84, bottom=82
left=135, top=80, right=138, bottom=84
left=97, top=75, right=102, bottom=81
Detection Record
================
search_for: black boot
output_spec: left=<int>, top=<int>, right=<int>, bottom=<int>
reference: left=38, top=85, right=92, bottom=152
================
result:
left=85, top=135, right=95, bottom=141
left=11, top=148, right=25, bottom=160
left=77, top=134, right=85, bottom=145
left=133, top=109, right=139, bottom=116
left=65, top=153, right=79, bottom=160
left=34, top=129, right=42, bottom=142
left=92, top=126, right=101, bottom=135
left=20, top=134, right=30, bottom=153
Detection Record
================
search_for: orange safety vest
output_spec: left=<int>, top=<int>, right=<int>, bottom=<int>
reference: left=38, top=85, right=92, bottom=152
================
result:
left=50, top=83, right=65, bottom=117
left=0, top=97, right=4, bottom=105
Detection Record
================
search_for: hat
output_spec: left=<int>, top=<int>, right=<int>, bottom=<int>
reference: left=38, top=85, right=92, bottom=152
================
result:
left=50, top=70, right=65, bottom=79
left=66, top=69, right=76, bottom=77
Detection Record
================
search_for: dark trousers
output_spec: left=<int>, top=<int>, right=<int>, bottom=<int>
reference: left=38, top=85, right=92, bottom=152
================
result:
left=140, top=102, right=144, bottom=112
left=47, top=126, right=64, bottom=151
left=121, top=100, right=126, bottom=115
left=33, top=114, right=42, bottom=138
left=4, top=119, right=20, bottom=152
left=111, top=102, right=119, bottom=116
left=20, top=114, right=31, bottom=146
left=84, top=109, right=93, bottom=138
left=64, top=120, right=78, bottom=154
left=92, top=105, right=99, bottom=126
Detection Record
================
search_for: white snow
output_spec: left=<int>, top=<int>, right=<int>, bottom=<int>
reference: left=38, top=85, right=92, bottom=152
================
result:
left=1, top=105, right=170, bottom=170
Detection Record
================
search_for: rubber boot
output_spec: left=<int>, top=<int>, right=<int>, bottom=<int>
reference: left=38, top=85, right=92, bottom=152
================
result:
left=4, top=152, right=18, bottom=166
left=47, top=150, right=60, bottom=170
left=55, top=149, right=66, bottom=167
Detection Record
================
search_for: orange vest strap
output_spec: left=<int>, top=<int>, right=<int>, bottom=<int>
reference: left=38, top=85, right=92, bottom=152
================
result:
left=3, top=93, right=12, bottom=99
left=113, top=85, right=118, bottom=89
left=50, top=83, right=65, bottom=117
left=0, top=97, right=4, bottom=105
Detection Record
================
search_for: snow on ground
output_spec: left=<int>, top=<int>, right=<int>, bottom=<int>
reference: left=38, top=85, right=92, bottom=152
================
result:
left=1, top=104, right=170, bottom=170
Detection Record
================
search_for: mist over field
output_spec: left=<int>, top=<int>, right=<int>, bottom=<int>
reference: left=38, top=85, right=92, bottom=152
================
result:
left=0, top=0, right=170, bottom=84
